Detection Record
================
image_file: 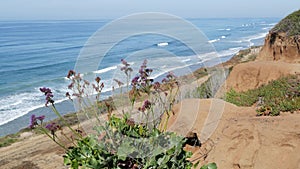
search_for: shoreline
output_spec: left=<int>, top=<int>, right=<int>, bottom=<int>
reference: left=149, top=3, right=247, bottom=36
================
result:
left=0, top=45, right=261, bottom=143
left=2, top=44, right=300, bottom=169
left=0, top=49, right=243, bottom=137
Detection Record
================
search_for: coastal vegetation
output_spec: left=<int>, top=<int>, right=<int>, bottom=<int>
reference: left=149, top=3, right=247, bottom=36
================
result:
left=271, top=9, right=300, bottom=36
left=0, top=133, right=19, bottom=147
left=27, top=60, right=216, bottom=169
left=225, top=74, right=300, bottom=116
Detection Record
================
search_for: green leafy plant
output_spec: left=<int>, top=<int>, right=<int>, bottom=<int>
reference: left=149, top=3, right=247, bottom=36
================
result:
left=225, top=75, right=300, bottom=116
left=63, top=114, right=196, bottom=168
left=200, top=162, right=217, bottom=169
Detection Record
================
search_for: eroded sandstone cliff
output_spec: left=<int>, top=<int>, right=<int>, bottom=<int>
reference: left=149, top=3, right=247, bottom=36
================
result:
left=257, top=10, right=300, bottom=63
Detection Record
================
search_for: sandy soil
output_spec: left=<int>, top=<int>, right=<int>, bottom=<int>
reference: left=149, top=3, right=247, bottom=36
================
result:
left=225, top=61, right=300, bottom=92
left=1, top=98, right=300, bottom=169
left=168, top=99, right=300, bottom=169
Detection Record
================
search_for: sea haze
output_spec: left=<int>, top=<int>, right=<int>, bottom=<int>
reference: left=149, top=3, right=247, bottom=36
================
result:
left=0, top=18, right=279, bottom=136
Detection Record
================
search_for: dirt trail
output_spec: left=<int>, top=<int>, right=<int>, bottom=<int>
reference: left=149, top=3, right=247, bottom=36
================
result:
left=1, top=99, right=300, bottom=169
left=0, top=134, right=67, bottom=169
left=168, top=99, right=300, bottom=169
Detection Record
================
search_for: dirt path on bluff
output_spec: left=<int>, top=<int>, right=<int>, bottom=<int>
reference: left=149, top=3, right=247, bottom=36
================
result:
left=168, top=99, right=300, bottom=169
left=1, top=99, right=300, bottom=169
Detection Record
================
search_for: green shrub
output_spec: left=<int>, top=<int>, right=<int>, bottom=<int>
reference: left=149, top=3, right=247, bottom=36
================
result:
left=271, top=10, right=300, bottom=36
left=225, top=75, right=300, bottom=116
left=63, top=115, right=197, bottom=169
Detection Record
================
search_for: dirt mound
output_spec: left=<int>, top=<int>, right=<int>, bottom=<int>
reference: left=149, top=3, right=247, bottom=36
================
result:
left=168, top=99, right=300, bottom=169
left=225, top=61, right=300, bottom=92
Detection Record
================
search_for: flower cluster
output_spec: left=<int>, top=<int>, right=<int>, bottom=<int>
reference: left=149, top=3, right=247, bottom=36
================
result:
left=45, top=122, right=61, bottom=140
left=120, top=59, right=133, bottom=76
left=131, top=59, right=154, bottom=94
left=40, top=87, right=54, bottom=106
left=45, top=122, right=61, bottom=133
left=29, top=114, right=45, bottom=129
left=66, top=70, right=104, bottom=100
left=92, top=77, right=104, bottom=92
left=138, top=100, right=152, bottom=112
left=162, top=72, right=177, bottom=84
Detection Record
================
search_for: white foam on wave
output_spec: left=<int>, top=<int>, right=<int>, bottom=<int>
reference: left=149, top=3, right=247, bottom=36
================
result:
left=208, top=39, right=220, bottom=43
left=0, top=92, right=44, bottom=126
left=93, top=66, right=118, bottom=74
left=244, top=32, right=268, bottom=46
left=262, top=26, right=273, bottom=30
left=217, top=28, right=231, bottom=31
left=181, top=58, right=191, bottom=62
left=157, top=42, right=168, bottom=47
left=0, top=79, right=114, bottom=126
left=260, top=23, right=277, bottom=26
left=230, top=40, right=243, bottom=43
left=219, top=47, right=243, bottom=57
left=221, top=36, right=226, bottom=39
left=149, top=63, right=195, bottom=80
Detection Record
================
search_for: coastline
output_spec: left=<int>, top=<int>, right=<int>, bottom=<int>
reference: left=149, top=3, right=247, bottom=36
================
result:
left=0, top=45, right=260, bottom=141
left=0, top=50, right=238, bottom=137
left=1, top=44, right=300, bottom=168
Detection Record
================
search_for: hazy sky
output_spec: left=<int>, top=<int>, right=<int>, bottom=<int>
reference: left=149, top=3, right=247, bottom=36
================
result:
left=0, top=0, right=299, bottom=20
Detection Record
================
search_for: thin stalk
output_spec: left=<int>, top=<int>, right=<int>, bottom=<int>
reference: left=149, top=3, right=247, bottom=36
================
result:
left=51, top=104, right=82, bottom=140
left=39, top=127, right=67, bottom=150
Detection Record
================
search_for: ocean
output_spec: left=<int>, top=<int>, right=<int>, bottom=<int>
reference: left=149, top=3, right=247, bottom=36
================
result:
left=0, top=17, right=279, bottom=136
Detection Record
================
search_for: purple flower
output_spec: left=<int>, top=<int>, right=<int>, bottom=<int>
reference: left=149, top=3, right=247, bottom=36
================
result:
left=100, top=83, right=104, bottom=89
left=95, top=77, right=101, bottom=83
left=143, top=100, right=152, bottom=109
left=121, top=59, right=129, bottom=66
left=139, top=100, right=152, bottom=112
left=40, top=87, right=52, bottom=94
left=68, top=82, right=74, bottom=89
left=166, top=72, right=176, bottom=79
left=141, top=59, right=147, bottom=69
left=145, top=68, right=153, bottom=73
left=45, top=122, right=60, bottom=133
left=67, top=70, right=75, bottom=79
left=36, top=115, right=45, bottom=121
left=40, top=87, right=54, bottom=106
left=29, top=114, right=37, bottom=129
left=153, top=82, right=161, bottom=91
left=120, top=59, right=132, bottom=75
left=29, top=114, right=45, bottom=129
left=131, top=76, right=139, bottom=85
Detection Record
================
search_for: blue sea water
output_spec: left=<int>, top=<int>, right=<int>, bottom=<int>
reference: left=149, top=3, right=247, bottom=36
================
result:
left=0, top=18, right=279, bottom=136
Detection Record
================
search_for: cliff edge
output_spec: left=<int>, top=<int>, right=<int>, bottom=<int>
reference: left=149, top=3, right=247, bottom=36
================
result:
left=257, top=10, right=300, bottom=63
